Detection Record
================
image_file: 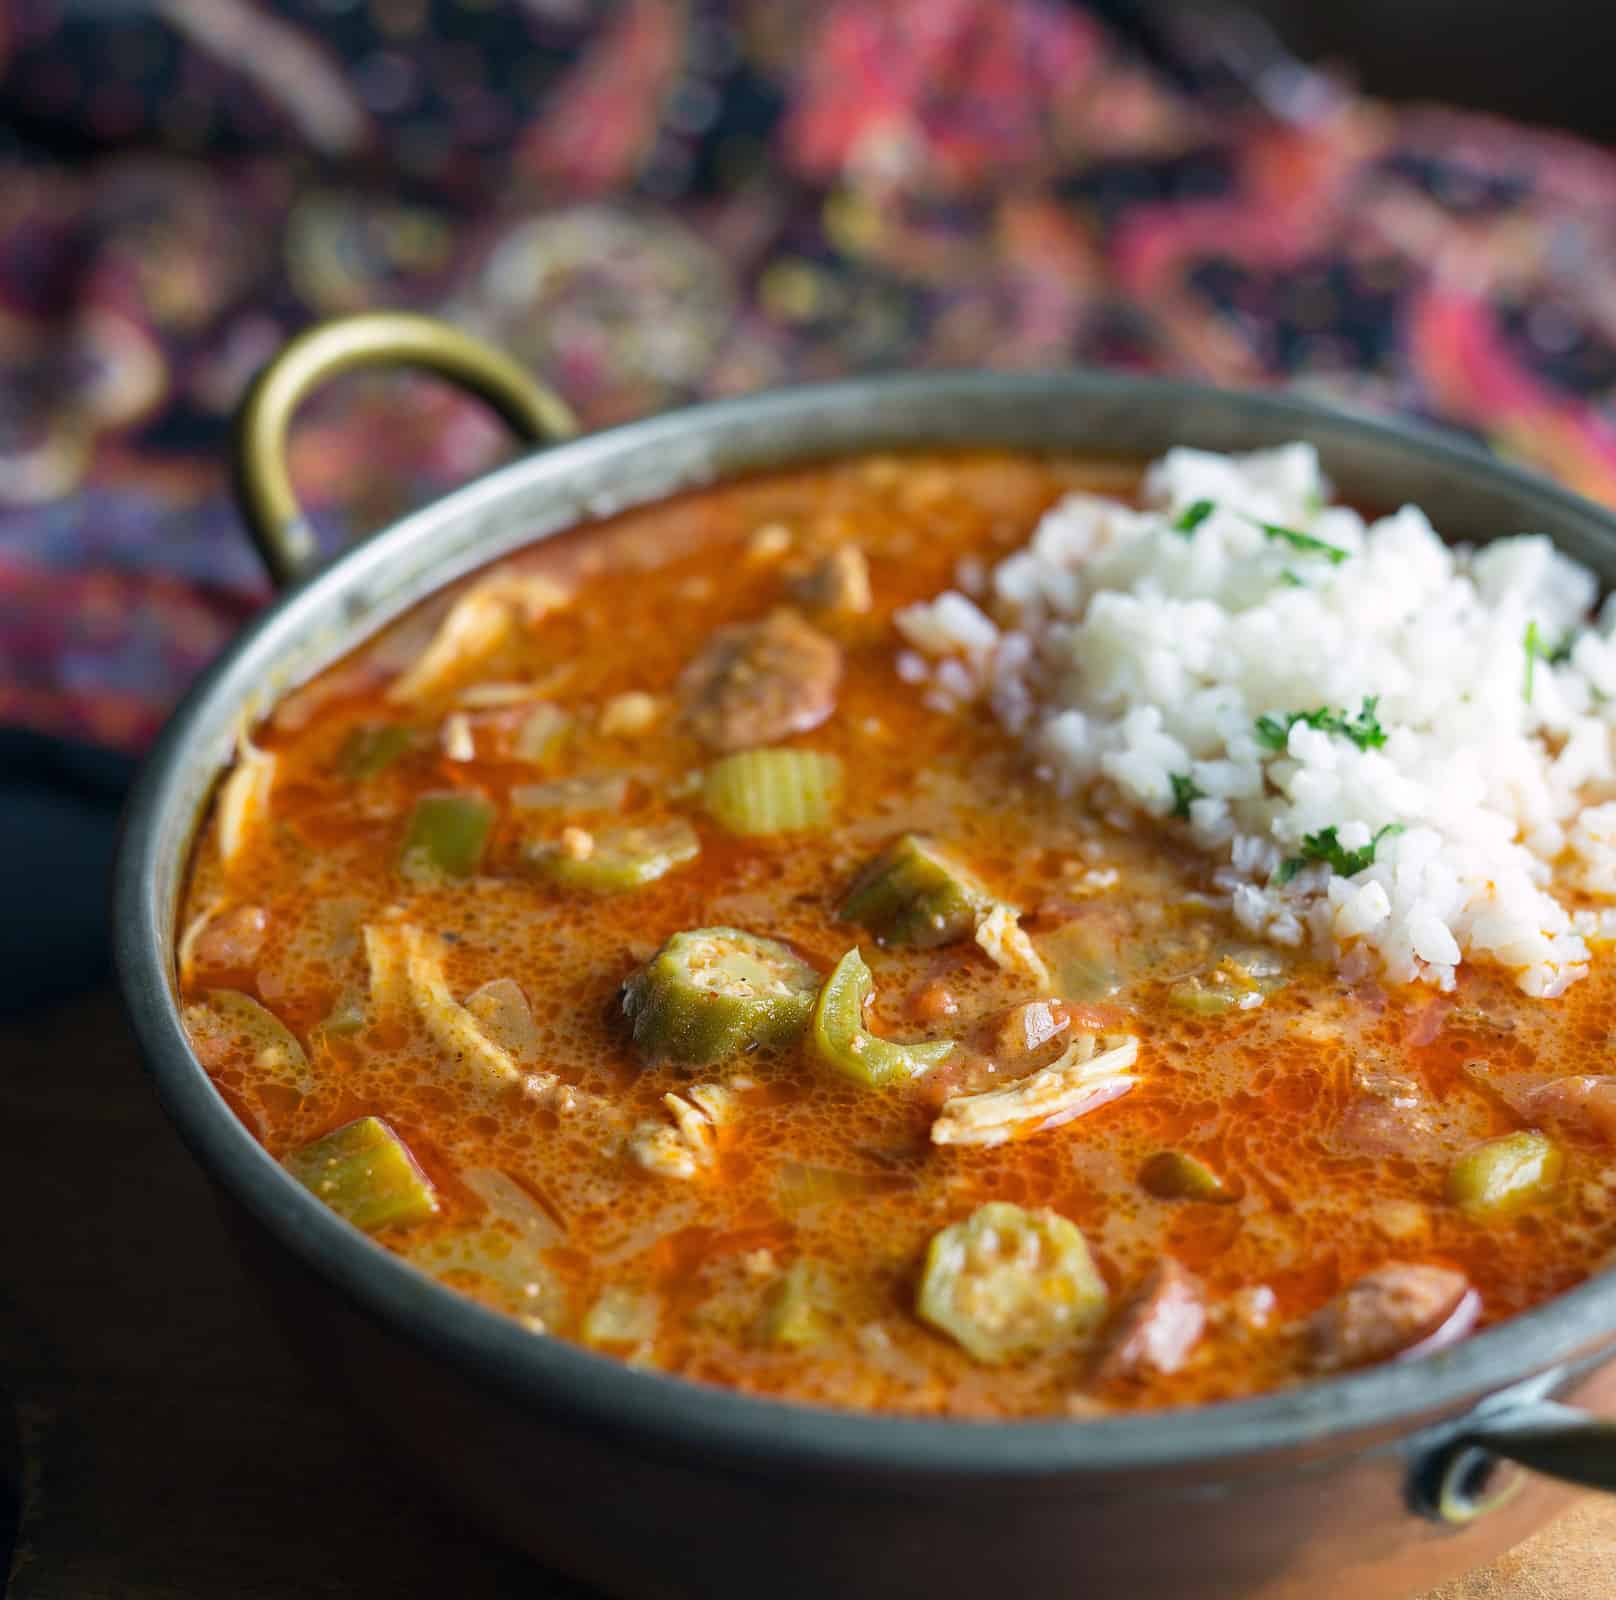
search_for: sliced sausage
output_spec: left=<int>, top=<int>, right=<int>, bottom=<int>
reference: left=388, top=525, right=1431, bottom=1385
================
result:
left=187, top=904, right=269, bottom=974
left=907, top=978, right=960, bottom=1026
left=1095, top=1259, right=1206, bottom=1380
left=676, top=608, right=842, bottom=753
left=1525, top=1076, right=1616, bottom=1141
left=1332, top=1063, right=1434, bottom=1156
left=1333, top=1097, right=1436, bottom=1157
left=1307, top=1264, right=1478, bottom=1373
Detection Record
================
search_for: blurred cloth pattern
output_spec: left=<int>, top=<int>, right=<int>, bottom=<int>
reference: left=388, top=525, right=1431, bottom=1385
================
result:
left=6, top=0, right=1616, bottom=750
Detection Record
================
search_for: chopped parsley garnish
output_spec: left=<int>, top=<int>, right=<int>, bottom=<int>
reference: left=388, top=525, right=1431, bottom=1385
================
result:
left=1169, top=772, right=1204, bottom=819
left=1251, top=518, right=1350, bottom=564
left=1254, top=696, right=1387, bottom=753
left=1174, top=499, right=1216, bottom=535
left=1275, top=822, right=1405, bottom=886
left=1279, top=569, right=1306, bottom=588
left=1169, top=499, right=1348, bottom=563
left=1519, top=623, right=1570, bottom=704
left=1524, top=619, right=1575, bottom=702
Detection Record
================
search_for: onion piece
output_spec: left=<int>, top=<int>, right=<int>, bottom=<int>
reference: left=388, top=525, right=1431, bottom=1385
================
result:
left=931, top=1032, right=1137, bottom=1148
left=362, top=922, right=521, bottom=1092
left=216, top=730, right=276, bottom=870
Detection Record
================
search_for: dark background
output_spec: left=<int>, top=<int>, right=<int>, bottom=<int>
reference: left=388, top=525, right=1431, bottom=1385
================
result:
left=1245, top=0, right=1616, bottom=139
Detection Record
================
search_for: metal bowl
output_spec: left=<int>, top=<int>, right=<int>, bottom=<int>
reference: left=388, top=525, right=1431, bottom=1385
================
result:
left=115, top=314, right=1616, bottom=1599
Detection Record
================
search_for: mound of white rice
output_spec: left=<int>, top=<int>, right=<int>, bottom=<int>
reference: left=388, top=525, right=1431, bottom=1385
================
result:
left=896, top=443, right=1616, bottom=996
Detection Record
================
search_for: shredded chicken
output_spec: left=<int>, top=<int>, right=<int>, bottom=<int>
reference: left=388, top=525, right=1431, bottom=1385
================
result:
left=216, top=729, right=276, bottom=869
left=666, top=1092, right=717, bottom=1155
left=973, top=903, right=1052, bottom=987
left=362, top=922, right=522, bottom=1091
left=387, top=570, right=569, bottom=705
left=629, top=1123, right=703, bottom=1180
left=1095, top=1260, right=1206, bottom=1380
left=931, top=1032, right=1138, bottom=1148
left=685, top=1082, right=734, bottom=1125
left=629, top=1084, right=734, bottom=1179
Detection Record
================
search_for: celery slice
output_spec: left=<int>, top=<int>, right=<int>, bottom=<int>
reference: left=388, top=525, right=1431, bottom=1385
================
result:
left=400, top=791, right=495, bottom=880
left=703, top=748, right=842, bottom=836
left=810, top=946, right=953, bottom=1088
left=283, top=1116, right=439, bottom=1233
left=338, top=723, right=413, bottom=781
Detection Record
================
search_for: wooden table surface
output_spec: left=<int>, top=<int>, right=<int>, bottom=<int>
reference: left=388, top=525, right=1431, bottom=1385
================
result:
left=4, top=988, right=1614, bottom=1598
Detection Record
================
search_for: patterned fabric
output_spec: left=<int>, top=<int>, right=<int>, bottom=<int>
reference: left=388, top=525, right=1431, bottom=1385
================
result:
left=5, top=0, right=1616, bottom=748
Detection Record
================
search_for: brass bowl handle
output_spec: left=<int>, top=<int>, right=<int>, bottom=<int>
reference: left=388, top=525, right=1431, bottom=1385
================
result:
left=231, top=312, right=578, bottom=588
left=1411, top=1378, right=1616, bottom=1523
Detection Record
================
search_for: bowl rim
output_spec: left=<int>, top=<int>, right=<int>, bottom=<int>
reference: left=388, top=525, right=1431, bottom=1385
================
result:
left=115, top=368, right=1616, bottom=1483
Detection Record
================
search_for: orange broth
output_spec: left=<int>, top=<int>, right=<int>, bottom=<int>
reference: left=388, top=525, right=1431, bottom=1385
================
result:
left=177, top=451, right=1616, bottom=1418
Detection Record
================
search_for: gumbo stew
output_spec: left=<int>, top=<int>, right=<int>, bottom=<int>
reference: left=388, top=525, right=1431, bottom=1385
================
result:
left=177, top=452, right=1616, bottom=1419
